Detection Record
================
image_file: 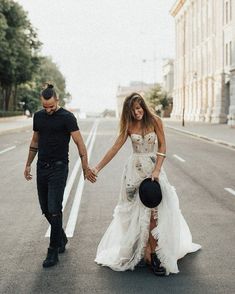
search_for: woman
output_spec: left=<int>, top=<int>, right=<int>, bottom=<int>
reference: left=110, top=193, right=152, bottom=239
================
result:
left=93, top=93, right=201, bottom=275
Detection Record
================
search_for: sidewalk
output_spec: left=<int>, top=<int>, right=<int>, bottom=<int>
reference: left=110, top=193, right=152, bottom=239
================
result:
left=0, top=115, right=32, bottom=135
left=163, top=118, right=235, bottom=149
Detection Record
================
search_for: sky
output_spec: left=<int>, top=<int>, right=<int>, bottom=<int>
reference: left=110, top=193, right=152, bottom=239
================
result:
left=17, top=0, right=176, bottom=112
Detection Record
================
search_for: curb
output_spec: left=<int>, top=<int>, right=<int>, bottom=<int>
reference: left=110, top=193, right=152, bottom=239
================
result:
left=0, top=115, right=27, bottom=122
left=0, top=125, right=32, bottom=135
left=165, top=125, right=235, bottom=150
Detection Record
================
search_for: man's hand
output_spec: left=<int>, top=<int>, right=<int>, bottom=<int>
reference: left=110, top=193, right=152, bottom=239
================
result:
left=84, top=167, right=97, bottom=183
left=24, top=165, right=32, bottom=181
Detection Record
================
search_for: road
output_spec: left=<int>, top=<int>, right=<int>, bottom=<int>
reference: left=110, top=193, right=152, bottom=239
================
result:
left=0, top=118, right=234, bottom=294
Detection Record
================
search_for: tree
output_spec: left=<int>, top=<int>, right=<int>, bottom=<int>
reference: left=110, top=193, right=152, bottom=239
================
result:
left=35, top=56, right=67, bottom=105
left=18, top=56, right=69, bottom=113
left=0, top=1, right=69, bottom=115
left=0, top=0, right=41, bottom=111
left=17, top=82, right=40, bottom=114
left=146, top=84, right=169, bottom=116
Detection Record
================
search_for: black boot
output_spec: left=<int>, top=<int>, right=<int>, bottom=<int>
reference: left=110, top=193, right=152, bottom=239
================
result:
left=150, top=253, right=166, bottom=276
left=58, top=230, right=68, bottom=254
left=43, top=247, right=59, bottom=268
left=45, top=213, right=67, bottom=253
left=136, top=258, right=147, bottom=268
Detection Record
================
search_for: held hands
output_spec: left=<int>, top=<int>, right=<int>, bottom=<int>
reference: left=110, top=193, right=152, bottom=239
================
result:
left=84, top=166, right=99, bottom=184
left=83, top=166, right=97, bottom=183
left=24, top=165, right=32, bottom=181
left=91, top=167, right=99, bottom=176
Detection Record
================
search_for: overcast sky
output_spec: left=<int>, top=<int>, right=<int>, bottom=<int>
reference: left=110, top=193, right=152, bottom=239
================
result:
left=17, top=0, right=176, bottom=112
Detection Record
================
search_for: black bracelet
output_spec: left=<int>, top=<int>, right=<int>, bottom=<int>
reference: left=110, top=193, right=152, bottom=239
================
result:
left=30, top=146, right=38, bottom=152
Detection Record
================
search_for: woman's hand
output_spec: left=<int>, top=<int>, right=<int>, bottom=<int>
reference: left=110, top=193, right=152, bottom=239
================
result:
left=151, top=169, right=160, bottom=181
left=84, top=167, right=97, bottom=183
left=91, top=167, right=99, bottom=176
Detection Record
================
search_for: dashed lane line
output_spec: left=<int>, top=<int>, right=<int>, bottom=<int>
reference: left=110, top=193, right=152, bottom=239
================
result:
left=224, top=188, right=235, bottom=196
left=0, top=145, right=16, bottom=155
left=65, top=119, right=99, bottom=238
left=173, top=154, right=186, bottom=162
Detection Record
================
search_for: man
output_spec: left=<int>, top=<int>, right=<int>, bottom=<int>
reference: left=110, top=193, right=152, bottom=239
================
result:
left=24, top=84, right=96, bottom=268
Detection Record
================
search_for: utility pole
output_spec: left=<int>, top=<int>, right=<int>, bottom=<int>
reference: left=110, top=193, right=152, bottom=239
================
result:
left=182, top=15, right=186, bottom=127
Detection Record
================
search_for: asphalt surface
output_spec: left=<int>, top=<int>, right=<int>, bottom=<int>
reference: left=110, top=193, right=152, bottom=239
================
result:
left=0, top=118, right=235, bottom=294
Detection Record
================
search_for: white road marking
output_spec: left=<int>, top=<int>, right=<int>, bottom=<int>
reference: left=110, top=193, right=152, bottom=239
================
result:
left=173, top=154, right=185, bottom=162
left=63, top=121, right=98, bottom=209
left=0, top=145, right=16, bottom=155
left=65, top=120, right=99, bottom=237
left=224, top=188, right=235, bottom=196
left=45, top=120, right=99, bottom=237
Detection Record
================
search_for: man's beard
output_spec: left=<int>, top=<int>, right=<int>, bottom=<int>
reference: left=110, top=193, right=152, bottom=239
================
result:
left=46, top=111, right=55, bottom=115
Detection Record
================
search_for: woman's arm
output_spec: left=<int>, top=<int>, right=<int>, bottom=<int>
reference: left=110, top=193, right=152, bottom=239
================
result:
left=95, top=132, right=128, bottom=174
left=152, top=117, right=166, bottom=176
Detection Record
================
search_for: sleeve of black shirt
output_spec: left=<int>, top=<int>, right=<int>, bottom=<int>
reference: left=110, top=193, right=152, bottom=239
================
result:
left=33, top=112, right=39, bottom=132
left=66, top=112, right=79, bottom=133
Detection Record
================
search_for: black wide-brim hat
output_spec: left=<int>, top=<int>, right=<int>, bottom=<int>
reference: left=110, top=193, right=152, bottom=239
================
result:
left=139, top=178, right=162, bottom=208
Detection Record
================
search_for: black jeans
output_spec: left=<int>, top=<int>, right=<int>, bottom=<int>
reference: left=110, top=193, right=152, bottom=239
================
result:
left=37, top=160, right=68, bottom=248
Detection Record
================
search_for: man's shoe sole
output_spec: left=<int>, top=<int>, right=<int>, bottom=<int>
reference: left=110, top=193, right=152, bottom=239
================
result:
left=43, top=260, right=59, bottom=268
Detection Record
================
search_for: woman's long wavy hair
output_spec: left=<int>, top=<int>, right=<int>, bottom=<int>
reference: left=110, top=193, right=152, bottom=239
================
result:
left=119, top=92, right=156, bottom=138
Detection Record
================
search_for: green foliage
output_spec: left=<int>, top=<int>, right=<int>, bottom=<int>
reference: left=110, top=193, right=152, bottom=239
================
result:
left=146, top=84, right=169, bottom=116
left=0, top=0, right=41, bottom=110
left=17, top=82, right=40, bottom=113
left=159, top=96, right=169, bottom=110
left=0, top=0, right=68, bottom=114
left=35, top=56, right=67, bottom=105
left=0, top=110, right=23, bottom=117
left=18, top=56, right=69, bottom=112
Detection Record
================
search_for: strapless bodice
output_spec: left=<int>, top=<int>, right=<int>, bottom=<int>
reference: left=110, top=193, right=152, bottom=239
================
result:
left=130, top=132, right=156, bottom=154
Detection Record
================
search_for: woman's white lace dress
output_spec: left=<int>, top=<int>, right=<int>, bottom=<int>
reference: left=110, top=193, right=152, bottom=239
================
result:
left=95, top=132, right=201, bottom=274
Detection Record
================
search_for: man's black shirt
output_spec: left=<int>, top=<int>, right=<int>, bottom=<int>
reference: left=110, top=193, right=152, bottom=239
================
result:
left=33, top=108, right=79, bottom=163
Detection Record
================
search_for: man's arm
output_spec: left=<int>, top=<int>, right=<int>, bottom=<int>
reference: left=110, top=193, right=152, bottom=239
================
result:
left=24, top=131, right=39, bottom=181
left=71, top=130, right=96, bottom=183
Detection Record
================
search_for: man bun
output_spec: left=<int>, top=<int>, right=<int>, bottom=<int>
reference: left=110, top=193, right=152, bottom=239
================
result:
left=41, top=83, right=57, bottom=100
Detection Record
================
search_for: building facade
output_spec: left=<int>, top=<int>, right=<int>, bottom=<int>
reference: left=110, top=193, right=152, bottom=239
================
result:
left=170, top=0, right=235, bottom=126
left=162, top=59, right=174, bottom=98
